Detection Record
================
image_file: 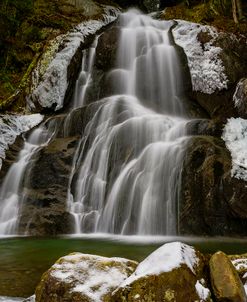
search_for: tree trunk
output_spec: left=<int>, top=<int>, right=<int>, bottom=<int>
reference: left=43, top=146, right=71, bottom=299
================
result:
left=232, top=0, right=238, bottom=23
left=236, top=0, right=244, bottom=20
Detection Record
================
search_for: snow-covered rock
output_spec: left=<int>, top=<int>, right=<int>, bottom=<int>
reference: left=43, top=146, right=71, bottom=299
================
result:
left=222, top=117, right=247, bottom=181
left=27, top=6, right=120, bottom=112
left=0, top=114, right=43, bottom=170
left=35, top=252, right=138, bottom=302
left=172, top=20, right=228, bottom=95
left=113, top=242, right=211, bottom=302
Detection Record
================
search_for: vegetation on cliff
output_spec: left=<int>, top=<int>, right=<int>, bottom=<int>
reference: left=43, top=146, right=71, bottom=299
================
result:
left=0, top=0, right=246, bottom=112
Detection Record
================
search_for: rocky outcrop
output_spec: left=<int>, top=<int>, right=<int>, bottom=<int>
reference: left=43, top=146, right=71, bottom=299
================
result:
left=172, top=20, right=247, bottom=120
left=192, top=31, right=247, bottom=119
left=27, top=6, right=120, bottom=112
left=210, top=251, right=247, bottom=302
left=35, top=253, right=138, bottom=302
left=179, top=135, right=247, bottom=236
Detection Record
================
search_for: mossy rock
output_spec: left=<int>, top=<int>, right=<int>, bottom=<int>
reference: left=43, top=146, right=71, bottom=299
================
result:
left=35, top=253, right=138, bottom=302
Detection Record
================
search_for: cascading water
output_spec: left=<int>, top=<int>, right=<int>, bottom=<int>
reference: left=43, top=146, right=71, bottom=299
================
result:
left=67, top=10, right=189, bottom=235
left=72, top=38, right=98, bottom=109
left=0, top=9, right=190, bottom=236
left=0, top=119, right=58, bottom=234
left=0, top=31, right=99, bottom=235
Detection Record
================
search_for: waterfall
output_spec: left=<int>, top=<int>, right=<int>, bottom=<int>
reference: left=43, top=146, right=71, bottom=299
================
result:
left=0, top=119, right=58, bottom=234
left=67, top=10, right=189, bottom=235
left=0, top=9, right=190, bottom=236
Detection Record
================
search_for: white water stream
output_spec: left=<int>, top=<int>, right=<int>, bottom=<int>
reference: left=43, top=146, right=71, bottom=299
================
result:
left=67, top=10, right=189, bottom=235
left=0, top=120, right=58, bottom=234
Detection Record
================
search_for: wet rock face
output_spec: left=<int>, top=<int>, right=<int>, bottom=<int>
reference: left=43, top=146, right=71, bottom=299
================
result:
left=210, top=251, right=247, bottom=302
left=18, top=135, right=79, bottom=235
left=233, top=78, right=247, bottom=118
left=95, top=26, right=120, bottom=72
left=179, top=136, right=247, bottom=236
left=35, top=253, right=138, bottom=302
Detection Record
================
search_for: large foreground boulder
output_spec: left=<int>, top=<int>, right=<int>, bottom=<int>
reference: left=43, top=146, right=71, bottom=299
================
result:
left=210, top=251, right=247, bottom=302
left=112, top=242, right=211, bottom=302
left=35, top=253, right=138, bottom=302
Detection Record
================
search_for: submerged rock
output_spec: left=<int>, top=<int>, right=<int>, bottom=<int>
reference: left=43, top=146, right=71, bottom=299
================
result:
left=210, top=251, right=247, bottom=302
left=112, top=242, right=211, bottom=302
left=35, top=253, right=138, bottom=302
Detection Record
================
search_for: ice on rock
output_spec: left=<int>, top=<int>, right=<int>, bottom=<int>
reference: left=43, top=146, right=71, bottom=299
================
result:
left=0, top=114, right=43, bottom=169
left=222, top=117, right=247, bottom=181
left=118, top=242, right=199, bottom=287
left=27, top=6, right=120, bottom=111
left=172, top=20, right=228, bottom=94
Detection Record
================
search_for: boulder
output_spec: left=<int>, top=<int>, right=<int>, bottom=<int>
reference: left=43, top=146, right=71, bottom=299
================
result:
left=210, top=251, right=247, bottom=302
left=179, top=136, right=247, bottom=236
left=192, top=31, right=247, bottom=120
left=112, top=242, right=211, bottom=302
left=35, top=253, right=138, bottom=302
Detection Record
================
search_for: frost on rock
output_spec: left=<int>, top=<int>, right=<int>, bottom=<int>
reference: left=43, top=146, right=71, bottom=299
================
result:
left=232, top=258, right=247, bottom=272
left=27, top=6, right=120, bottom=111
left=119, top=242, right=199, bottom=287
left=172, top=20, right=228, bottom=94
left=45, top=253, right=137, bottom=302
left=233, top=79, right=247, bottom=114
left=0, top=114, right=43, bottom=169
left=222, top=118, right=247, bottom=181
left=195, top=280, right=211, bottom=301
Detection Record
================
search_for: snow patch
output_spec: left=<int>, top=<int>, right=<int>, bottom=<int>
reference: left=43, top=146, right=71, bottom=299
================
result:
left=244, top=284, right=247, bottom=296
left=0, top=298, right=23, bottom=302
left=232, top=258, right=247, bottom=272
left=0, top=114, right=43, bottom=169
left=195, top=280, right=211, bottom=301
left=51, top=253, right=136, bottom=302
left=28, top=6, right=120, bottom=111
left=222, top=118, right=247, bottom=181
left=118, top=242, right=199, bottom=288
left=172, top=20, right=228, bottom=94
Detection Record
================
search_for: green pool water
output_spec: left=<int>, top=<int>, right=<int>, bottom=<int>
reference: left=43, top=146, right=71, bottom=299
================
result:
left=1, top=235, right=247, bottom=298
